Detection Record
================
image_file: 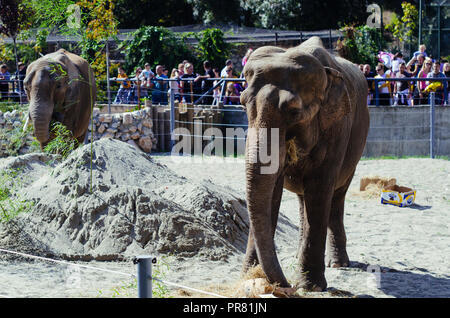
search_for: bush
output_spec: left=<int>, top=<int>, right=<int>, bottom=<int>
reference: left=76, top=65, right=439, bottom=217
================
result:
left=337, top=25, right=387, bottom=68
left=184, top=28, right=231, bottom=70
left=122, top=26, right=199, bottom=74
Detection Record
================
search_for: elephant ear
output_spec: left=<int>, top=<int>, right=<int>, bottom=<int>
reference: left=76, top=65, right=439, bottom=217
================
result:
left=319, top=67, right=352, bottom=131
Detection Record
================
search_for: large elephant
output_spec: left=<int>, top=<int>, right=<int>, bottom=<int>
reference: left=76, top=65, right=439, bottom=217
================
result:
left=23, top=49, right=96, bottom=148
left=240, top=37, right=369, bottom=291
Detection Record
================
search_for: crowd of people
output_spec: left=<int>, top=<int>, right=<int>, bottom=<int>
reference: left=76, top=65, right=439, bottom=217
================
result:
left=0, top=62, right=27, bottom=101
left=112, top=48, right=254, bottom=106
left=361, top=45, right=450, bottom=106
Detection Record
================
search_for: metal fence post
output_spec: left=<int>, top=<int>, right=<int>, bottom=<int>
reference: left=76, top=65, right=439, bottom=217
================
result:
left=134, top=255, right=155, bottom=298
left=430, top=92, right=435, bottom=159
left=169, top=87, right=175, bottom=151
left=106, top=41, right=111, bottom=114
left=375, top=78, right=380, bottom=106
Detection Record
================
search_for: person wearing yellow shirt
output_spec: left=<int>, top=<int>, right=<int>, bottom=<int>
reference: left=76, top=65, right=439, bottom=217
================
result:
left=114, top=67, right=131, bottom=104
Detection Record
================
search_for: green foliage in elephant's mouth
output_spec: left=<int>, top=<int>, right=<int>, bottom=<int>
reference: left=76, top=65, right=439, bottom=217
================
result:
left=43, top=122, right=78, bottom=159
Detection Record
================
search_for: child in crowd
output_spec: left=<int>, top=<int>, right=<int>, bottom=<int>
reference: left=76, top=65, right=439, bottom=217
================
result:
left=114, top=67, right=131, bottom=104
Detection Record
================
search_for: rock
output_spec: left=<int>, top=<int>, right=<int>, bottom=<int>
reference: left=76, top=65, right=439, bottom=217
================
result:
left=99, top=115, right=112, bottom=123
left=142, top=119, right=153, bottom=128
left=129, top=126, right=137, bottom=133
left=120, top=133, right=130, bottom=141
left=130, top=132, right=140, bottom=140
left=126, top=139, right=141, bottom=151
left=123, top=113, right=133, bottom=125
left=138, top=136, right=152, bottom=152
left=98, top=124, right=106, bottom=134
left=106, top=128, right=117, bottom=134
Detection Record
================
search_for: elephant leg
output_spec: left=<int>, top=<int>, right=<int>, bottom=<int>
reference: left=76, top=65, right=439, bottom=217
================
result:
left=242, top=174, right=285, bottom=280
left=296, top=194, right=305, bottom=260
left=296, top=175, right=334, bottom=292
left=326, top=176, right=353, bottom=268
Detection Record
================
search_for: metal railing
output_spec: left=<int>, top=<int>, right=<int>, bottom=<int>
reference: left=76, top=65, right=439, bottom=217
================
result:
left=367, top=77, right=449, bottom=106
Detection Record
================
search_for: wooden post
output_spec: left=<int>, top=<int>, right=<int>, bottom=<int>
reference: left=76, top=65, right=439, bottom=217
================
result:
left=164, top=109, right=171, bottom=152
left=157, top=110, right=164, bottom=152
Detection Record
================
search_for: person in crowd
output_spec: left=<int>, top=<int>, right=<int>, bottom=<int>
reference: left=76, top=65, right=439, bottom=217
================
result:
left=391, top=52, right=405, bottom=75
left=212, top=67, right=221, bottom=105
left=444, top=62, right=450, bottom=105
left=151, top=65, right=169, bottom=105
left=194, top=60, right=215, bottom=105
left=359, top=64, right=364, bottom=72
left=223, top=82, right=240, bottom=105
left=413, top=44, right=428, bottom=59
left=363, top=64, right=375, bottom=105
left=407, top=53, right=425, bottom=77
left=169, top=68, right=181, bottom=102
left=127, top=67, right=143, bottom=104
left=374, top=63, right=392, bottom=106
left=220, top=59, right=233, bottom=77
left=14, top=62, right=27, bottom=94
left=141, top=63, right=154, bottom=85
left=426, top=61, right=447, bottom=105
left=393, top=63, right=412, bottom=106
left=177, top=62, right=186, bottom=101
left=180, top=63, right=202, bottom=104
left=413, top=58, right=433, bottom=106
left=242, top=48, right=253, bottom=68
left=113, top=66, right=131, bottom=104
left=0, top=64, right=11, bottom=100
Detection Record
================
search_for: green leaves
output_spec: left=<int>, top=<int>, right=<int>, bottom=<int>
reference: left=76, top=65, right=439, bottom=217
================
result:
left=123, top=26, right=197, bottom=74
left=44, top=122, right=78, bottom=159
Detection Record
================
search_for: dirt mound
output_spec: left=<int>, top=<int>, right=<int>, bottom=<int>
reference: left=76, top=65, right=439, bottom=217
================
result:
left=0, top=139, right=249, bottom=261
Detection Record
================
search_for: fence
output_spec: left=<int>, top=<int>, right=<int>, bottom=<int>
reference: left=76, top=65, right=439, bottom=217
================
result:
left=0, top=248, right=227, bottom=298
left=1, top=75, right=449, bottom=157
left=367, top=77, right=449, bottom=106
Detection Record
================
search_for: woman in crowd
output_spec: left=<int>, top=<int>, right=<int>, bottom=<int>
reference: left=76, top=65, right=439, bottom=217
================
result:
left=444, top=62, right=450, bottom=105
left=169, top=68, right=181, bottom=102
left=413, top=58, right=432, bottom=106
left=223, top=82, right=240, bottom=105
left=374, top=64, right=392, bottom=106
left=180, top=63, right=201, bottom=104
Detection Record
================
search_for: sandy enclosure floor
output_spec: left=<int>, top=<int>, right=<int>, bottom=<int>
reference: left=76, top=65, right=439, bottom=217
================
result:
left=1, top=156, right=449, bottom=298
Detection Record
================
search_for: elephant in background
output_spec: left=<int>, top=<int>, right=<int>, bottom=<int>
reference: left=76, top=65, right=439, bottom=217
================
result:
left=23, top=49, right=96, bottom=148
left=240, top=36, right=369, bottom=291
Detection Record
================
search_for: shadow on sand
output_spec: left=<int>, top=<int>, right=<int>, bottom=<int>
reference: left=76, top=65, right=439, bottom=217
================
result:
left=347, top=261, right=450, bottom=298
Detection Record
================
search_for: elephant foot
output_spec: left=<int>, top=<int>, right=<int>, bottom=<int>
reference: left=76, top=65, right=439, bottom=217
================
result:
left=296, top=269, right=327, bottom=292
left=326, top=251, right=350, bottom=268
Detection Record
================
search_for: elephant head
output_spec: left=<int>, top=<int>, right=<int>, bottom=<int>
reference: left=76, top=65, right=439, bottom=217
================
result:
left=240, top=38, right=354, bottom=288
left=24, top=49, right=95, bottom=149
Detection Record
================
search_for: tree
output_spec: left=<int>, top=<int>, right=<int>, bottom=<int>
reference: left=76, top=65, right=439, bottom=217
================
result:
left=123, top=26, right=199, bottom=75
left=385, top=1, right=418, bottom=51
left=114, top=0, right=194, bottom=28
left=0, top=0, right=32, bottom=102
left=241, top=0, right=300, bottom=30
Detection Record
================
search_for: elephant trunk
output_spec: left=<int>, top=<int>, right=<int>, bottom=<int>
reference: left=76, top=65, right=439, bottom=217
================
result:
left=29, top=99, right=54, bottom=148
left=245, top=126, right=289, bottom=287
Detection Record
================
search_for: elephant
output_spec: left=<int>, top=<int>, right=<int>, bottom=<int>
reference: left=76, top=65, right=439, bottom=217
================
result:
left=239, top=36, right=369, bottom=292
left=23, top=49, right=96, bottom=148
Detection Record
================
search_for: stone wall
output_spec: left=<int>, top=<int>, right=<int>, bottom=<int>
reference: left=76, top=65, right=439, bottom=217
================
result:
left=363, top=106, right=450, bottom=157
left=88, top=108, right=157, bottom=153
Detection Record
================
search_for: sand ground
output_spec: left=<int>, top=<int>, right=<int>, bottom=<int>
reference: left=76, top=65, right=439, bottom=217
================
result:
left=0, top=156, right=449, bottom=298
